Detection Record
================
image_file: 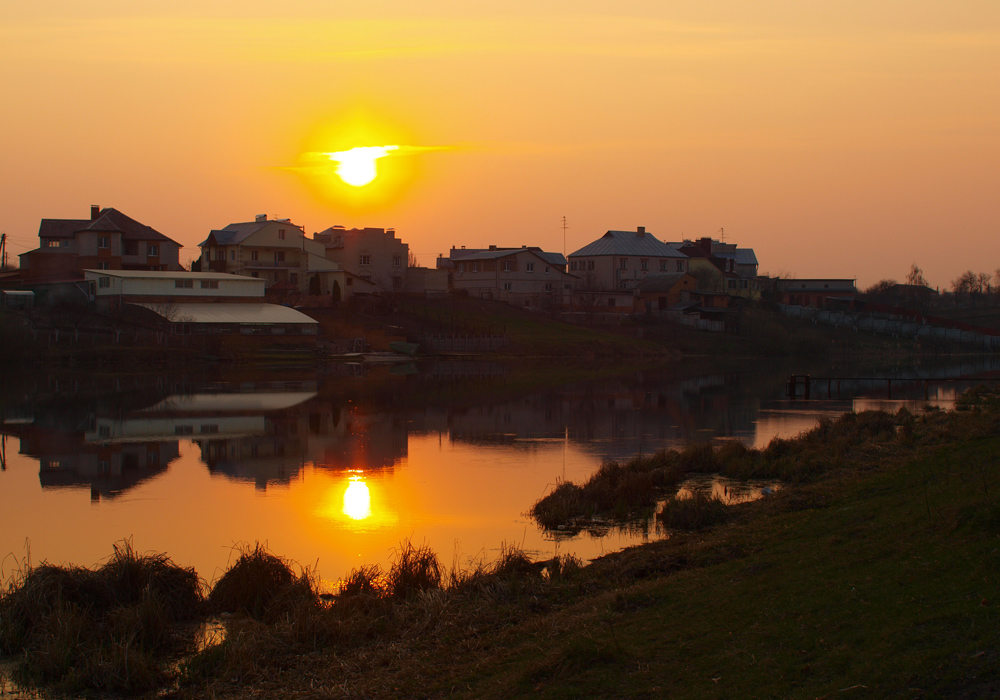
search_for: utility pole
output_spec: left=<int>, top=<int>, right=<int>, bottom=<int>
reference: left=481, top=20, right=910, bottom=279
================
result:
left=561, top=216, right=569, bottom=258
left=0, top=232, right=7, bottom=269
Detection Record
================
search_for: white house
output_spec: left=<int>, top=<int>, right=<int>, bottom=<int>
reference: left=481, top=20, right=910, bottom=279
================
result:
left=450, top=247, right=576, bottom=307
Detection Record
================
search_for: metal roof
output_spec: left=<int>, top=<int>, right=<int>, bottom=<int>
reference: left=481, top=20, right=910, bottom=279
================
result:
left=138, top=392, right=318, bottom=414
left=569, top=230, right=685, bottom=258
left=39, top=208, right=178, bottom=244
left=137, top=303, right=318, bottom=325
left=637, top=272, right=691, bottom=293
left=85, top=270, right=262, bottom=281
left=714, top=248, right=759, bottom=266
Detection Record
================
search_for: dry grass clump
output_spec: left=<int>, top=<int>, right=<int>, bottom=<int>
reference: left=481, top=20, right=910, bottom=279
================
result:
left=659, top=492, right=730, bottom=531
left=531, top=452, right=684, bottom=529
left=0, top=540, right=201, bottom=693
left=209, top=543, right=315, bottom=620
left=532, top=409, right=917, bottom=531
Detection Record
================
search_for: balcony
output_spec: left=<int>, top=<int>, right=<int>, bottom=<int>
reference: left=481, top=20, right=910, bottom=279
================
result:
left=244, top=260, right=301, bottom=269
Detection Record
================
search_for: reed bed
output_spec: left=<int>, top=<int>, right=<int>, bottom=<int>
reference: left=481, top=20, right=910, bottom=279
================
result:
left=531, top=407, right=920, bottom=531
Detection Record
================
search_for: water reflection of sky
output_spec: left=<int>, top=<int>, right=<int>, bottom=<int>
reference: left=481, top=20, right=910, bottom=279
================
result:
left=1, top=362, right=997, bottom=587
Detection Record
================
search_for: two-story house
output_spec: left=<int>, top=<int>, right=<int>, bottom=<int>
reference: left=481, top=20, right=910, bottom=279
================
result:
left=568, top=227, right=688, bottom=310
left=448, top=246, right=576, bottom=307
left=199, top=216, right=349, bottom=300
left=313, top=226, right=409, bottom=292
left=669, top=237, right=760, bottom=300
left=19, top=206, right=182, bottom=284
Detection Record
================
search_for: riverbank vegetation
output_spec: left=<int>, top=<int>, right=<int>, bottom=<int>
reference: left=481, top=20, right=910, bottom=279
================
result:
left=3, top=392, right=1000, bottom=697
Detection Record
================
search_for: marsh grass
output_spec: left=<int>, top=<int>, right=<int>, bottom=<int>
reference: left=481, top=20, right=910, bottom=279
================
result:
left=659, top=492, right=730, bottom=530
left=0, top=540, right=201, bottom=693
left=530, top=408, right=922, bottom=531
left=208, top=542, right=314, bottom=621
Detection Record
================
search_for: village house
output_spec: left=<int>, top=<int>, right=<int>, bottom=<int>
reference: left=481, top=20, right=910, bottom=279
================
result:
left=635, top=272, right=698, bottom=313
left=568, top=227, right=688, bottom=310
left=313, top=226, right=409, bottom=293
left=16, top=206, right=183, bottom=302
left=198, top=216, right=351, bottom=303
left=444, top=246, right=576, bottom=307
left=668, top=237, right=760, bottom=300
left=776, top=278, right=857, bottom=308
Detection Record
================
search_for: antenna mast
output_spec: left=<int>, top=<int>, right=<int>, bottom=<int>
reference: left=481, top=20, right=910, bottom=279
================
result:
left=561, top=216, right=569, bottom=258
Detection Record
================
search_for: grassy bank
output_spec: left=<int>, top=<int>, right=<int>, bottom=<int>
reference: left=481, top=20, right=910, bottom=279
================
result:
left=4, top=395, right=1000, bottom=698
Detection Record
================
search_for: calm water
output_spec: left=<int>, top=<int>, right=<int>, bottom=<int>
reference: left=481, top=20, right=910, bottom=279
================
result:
left=2, top=358, right=996, bottom=590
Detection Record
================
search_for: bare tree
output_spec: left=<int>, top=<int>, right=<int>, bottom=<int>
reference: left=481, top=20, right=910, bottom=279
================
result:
left=407, top=250, right=419, bottom=268
left=906, top=264, right=928, bottom=287
left=574, top=270, right=606, bottom=323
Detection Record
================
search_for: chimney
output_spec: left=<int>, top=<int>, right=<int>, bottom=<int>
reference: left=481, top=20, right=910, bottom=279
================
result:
left=91, top=205, right=100, bottom=220
left=489, top=244, right=497, bottom=251
left=700, top=237, right=712, bottom=254
left=255, top=214, right=267, bottom=223
left=637, top=226, right=645, bottom=237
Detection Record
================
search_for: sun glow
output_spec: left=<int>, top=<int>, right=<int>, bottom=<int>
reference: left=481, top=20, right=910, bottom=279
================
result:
left=325, top=145, right=399, bottom=187
left=342, top=476, right=372, bottom=520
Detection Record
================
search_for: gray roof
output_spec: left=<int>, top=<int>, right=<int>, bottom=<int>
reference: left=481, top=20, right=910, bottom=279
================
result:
left=459, top=248, right=566, bottom=266
left=84, top=270, right=262, bottom=282
left=199, top=221, right=270, bottom=247
left=39, top=208, right=178, bottom=244
left=569, top=230, right=685, bottom=258
left=714, top=248, right=759, bottom=266
left=637, top=272, right=691, bottom=293
left=137, top=303, right=318, bottom=325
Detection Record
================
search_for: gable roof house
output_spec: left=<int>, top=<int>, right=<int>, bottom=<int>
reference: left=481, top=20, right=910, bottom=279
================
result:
left=199, top=216, right=351, bottom=305
left=448, top=247, right=576, bottom=308
left=669, top=237, right=760, bottom=300
left=18, top=206, right=183, bottom=286
left=567, top=227, right=688, bottom=312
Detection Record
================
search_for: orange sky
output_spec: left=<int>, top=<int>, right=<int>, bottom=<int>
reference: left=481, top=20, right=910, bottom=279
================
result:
left=1, top=1, right=998, bottom=288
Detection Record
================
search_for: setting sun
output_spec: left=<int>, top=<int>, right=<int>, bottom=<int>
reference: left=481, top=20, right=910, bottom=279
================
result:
left=325, top=145, right=399, bottom=187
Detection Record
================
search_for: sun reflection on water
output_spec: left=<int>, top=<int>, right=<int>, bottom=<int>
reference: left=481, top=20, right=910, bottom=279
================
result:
left=343, top=476, right=372, bottom=520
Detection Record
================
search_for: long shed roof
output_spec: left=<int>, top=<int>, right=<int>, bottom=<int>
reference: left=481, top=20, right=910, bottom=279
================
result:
left=137, top=303, right=318, bottom=325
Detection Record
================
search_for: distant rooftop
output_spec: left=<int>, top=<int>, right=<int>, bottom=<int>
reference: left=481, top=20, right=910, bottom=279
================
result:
left=570, top=228, right=685, bottom=258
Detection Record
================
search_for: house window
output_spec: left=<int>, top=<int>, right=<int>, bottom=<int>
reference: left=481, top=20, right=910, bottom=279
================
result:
left=619, top=259, right=627, bottom=270
left=274, top=251, right=285, bottom=263
left=728, top=279, right=737, bottom=289
left=620, top=281, right=628, bottom=289
left=545, top=282, right=553, bottom=291
left=176, top=279, right=194, bottom=288
left=98, top=236, right=110, bottom=249
left=200, top=424, right=219, bottom=434
left=545, top=266, right=550, bottom=274
left=502, top=260, right=513, bottom=272
left=458, top=263, right=466, bottom=273
left=588, top=260, right=595, bottom=271
left=640, top=259, right=648, bottom=271
left=216, top=248, right=225, bottom=261
left=290, top=273, right=298, bottom=285
left=230, top=250, right=236, bottom=261
left=124, top=241, right=137, bottom=256
left=526, top=262, right=535, bottom=273
left=175, top=425, right=194, bottom=435
left=741, top=279, right=748, bottom=289
left=147, top=244, right=159, bottom=257
left=45, top=240, right=59, bottom=248
left=346, top=277, right=353, bottom=286
left=278, top=229, right=286, bottom=240
left=251, top=250, right=259, bottom=262
left=360, top=254, right=372, bottom=266
left=570, top=261, right=577, bottom=271
left=392, top=276, right=402, bottom=290
left=503, top=282, right=512, bottom=291
left=676, top=261, right=684, bottom=272
left=200, top=280, right=219, bottom=289
left=659, top=260, right=667, bottom=271
left=472, top=262, right=480, bottom=273
left=393, top=255, right=401, bottom=267
left=99, top=277, right=111, bottom=288
left=97, top=262, right=110, bottom=270
left=251, top=272, right=259, bottom=278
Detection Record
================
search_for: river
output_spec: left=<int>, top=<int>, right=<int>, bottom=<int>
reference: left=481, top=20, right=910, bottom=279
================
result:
left=1, top=356, right=997, bottom=590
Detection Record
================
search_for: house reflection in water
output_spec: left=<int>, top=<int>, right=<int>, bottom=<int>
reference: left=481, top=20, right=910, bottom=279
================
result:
left=9, top=417, right=179, bottom=502
left=192, top=393, right=408, bottom=491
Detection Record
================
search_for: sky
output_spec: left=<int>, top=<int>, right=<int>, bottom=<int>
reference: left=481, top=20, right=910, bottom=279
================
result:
left=1, top=0, right=998, bottom=288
